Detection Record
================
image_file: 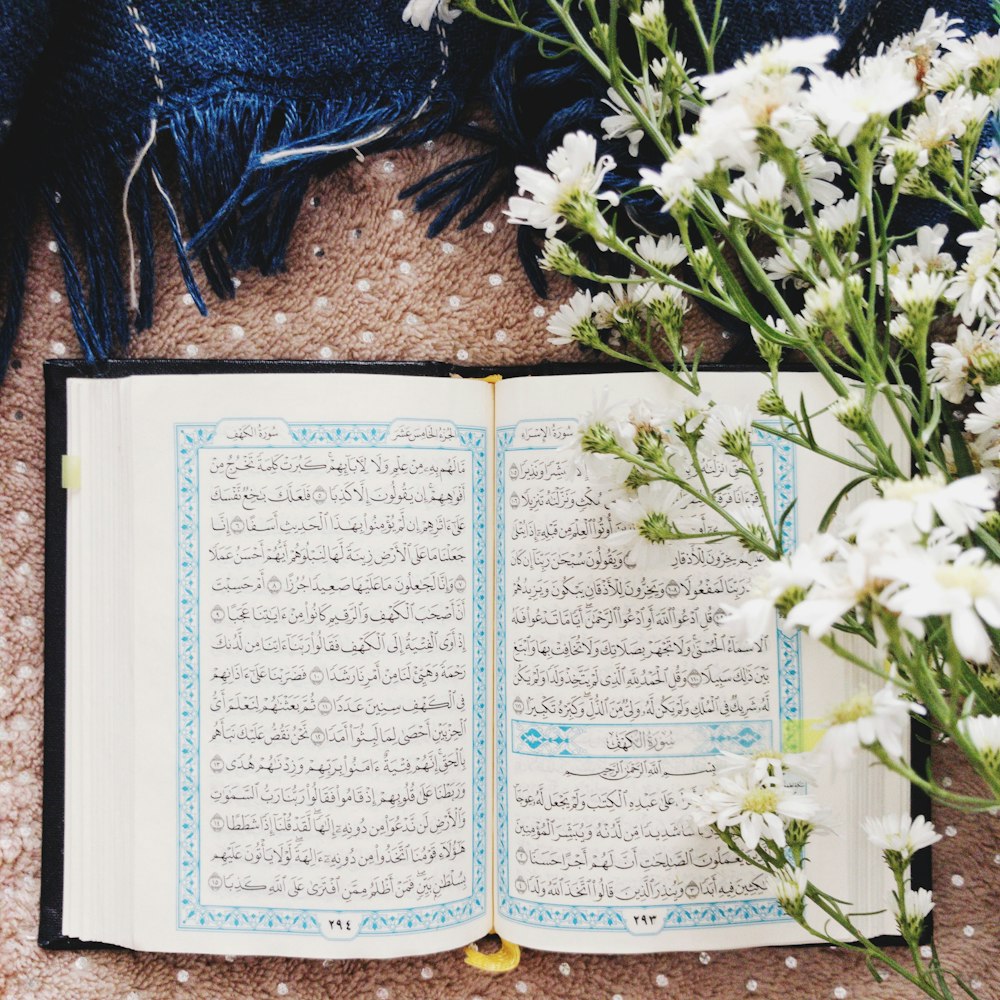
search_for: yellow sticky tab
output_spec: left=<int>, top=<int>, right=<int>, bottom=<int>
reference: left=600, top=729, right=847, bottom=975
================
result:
left=464, top=936, right=521, bottom=973
left=782, top=717, right=825, bottom=753
left=61, top=455, right=81, bottom=490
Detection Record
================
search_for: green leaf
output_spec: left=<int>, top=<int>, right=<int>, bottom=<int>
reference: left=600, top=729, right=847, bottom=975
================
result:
left=818, top=475, right=870, bottom=532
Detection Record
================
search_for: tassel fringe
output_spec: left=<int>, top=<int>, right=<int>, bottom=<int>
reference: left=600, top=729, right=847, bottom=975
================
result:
left=0, top=89, right=465, bottom=376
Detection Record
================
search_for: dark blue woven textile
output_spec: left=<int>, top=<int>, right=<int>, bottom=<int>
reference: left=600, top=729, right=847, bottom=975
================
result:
left=0, top=1, right=493, bottom=373
left=0, top=1, right=994, bottom=376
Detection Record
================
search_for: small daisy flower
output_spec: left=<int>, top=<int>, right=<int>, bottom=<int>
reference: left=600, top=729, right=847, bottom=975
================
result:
left=601, top=86, right=663, bottom=157
left=608, top=481, right=699, bottom=569
left=929, top=323, right=1000, bottom=403
left=958, top=715, right=1000, bottom=771
left=635, top=233, right=688, bottom=272
left=768, top=866, right=808, bottom=920
left=506, top=131, right=619, bottom=238
left=721, top=534, right=839, bottom=641
left=807, top=55, right=919, bottom=146
left=925, top=31, right=1000, bottom=93
left=701, top=403, right=754, bottom=460
left=818, top=683, right=926, bottom=769
left=689, top=771, right=819, bottom=851
left=863, top=813, right=941, bottom=862
left=965, top=386, right=1000, bottom=436
left=883, top=224, right=956, bottom=281
left=897, top=887, right=935, bottom=938
left=882, top=546, right=1000, bottom=663
left=848, top=472, right=996, bottom=540
left=947, top=225, right=1000, bottom=324
left=547, top=290, right=600, bottom=346
left=699, top=35, right=838, bottom=101
left=723, top=161, right=787, bottom=220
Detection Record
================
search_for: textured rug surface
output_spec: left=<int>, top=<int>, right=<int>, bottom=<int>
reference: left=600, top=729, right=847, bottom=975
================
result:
left=0, top=133, right=998, bottom=1000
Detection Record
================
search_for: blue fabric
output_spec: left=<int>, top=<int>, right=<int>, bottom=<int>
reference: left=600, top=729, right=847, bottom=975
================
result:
left=0, top=1, right=493, bottom=374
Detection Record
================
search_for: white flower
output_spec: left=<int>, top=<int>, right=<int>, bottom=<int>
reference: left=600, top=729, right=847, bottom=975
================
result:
left=926, top=31, right=1000, bottom=93
left=547, top=290, right=598, bottom=346
left=802, top=276, right=849, bottom=327
left=763, top=237, right=813, bottom=286
left=783, top=540, right=883, bottom=637
left=958, top=715, right=1000, bottom=760
left=402, top=0, right=459, bottom=30
left=976, top=140, right=1000, bottom=197
left=965, top=386, right=1000, bottom=436
left=577, top=386, right=630, bottom=453
left=947, top=225, right=1000, bottom=324
left=506, top=131, right=619, bottom=238
left=888, top=8, right=965, bottom=73
left=882, top=546, right=1000, bottom=663
left=807, top=56, right=920, bottom=146
left=721, top=534, right=839, bottom=641
left=768, top=866, right=809, bottom=916
left=816, top=195, right=862, bottom=236
left=714, top=749, right=816, bottom=787
left=640, top=103, right=756, bottom=208
left=629, top=0, right=666, bottom=38
left=850, top=472, right=997, bottom=541
left=660, top=390, right=714, bottom=437
left=884, top=224, right=956, bottom=281
left=701, top=403, right=753, bottom=458
left=689, top=771, right=819, bottom=850
left=890, top=269, right=949, bottom=318
left=700, top=35, right=838, bottom=101
left=601, top=86, right=662, bottom=157
left=929, top=323, right=1000, bottom=403
left=818, top=682, right=926, bottom=769
left=608, top=481, right=699, bottom=569
left=789, top=152, right=842, bottom=211
left=723, top=161, right=787, bottom=220
left=635, top=233, right=688, bottom=272
left=863, top=813, right=942, bottom=860
left=900, top=886, right=935, bottom=922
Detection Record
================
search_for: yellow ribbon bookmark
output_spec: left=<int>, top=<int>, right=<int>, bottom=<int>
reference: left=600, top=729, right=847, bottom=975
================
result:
left=61, top=454, right=81, bottom=489
left=464, top=934, right=521, bottom=973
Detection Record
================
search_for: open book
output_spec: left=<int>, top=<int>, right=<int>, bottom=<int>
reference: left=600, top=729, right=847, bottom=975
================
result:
left=42, top=360, right=915, bottom=959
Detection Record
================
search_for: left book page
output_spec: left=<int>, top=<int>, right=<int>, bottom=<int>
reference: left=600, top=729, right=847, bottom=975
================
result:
left=62, top=371, right=494, bottom=959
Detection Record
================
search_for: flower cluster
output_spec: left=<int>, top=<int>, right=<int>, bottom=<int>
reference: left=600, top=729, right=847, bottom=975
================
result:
left=723, top=472, right=999, bottom=660
left=411, top=2, right=1000, bottom=993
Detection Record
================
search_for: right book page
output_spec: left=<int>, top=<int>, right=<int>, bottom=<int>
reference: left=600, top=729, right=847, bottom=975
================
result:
left=492, top=370, right=910, bottom=954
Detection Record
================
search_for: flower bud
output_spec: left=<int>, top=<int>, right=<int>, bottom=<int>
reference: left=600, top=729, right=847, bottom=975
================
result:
left=896, top=887, right=934, bottom=941
left=580, top=422, right=621, bottom=454
left=830, top=390, right=869, bottom=432
left=970, top=349, right=1000, bottom=387
left=632, top=422, right=668, bottom=462
left=757, top=389, right=790, bottom=417
left=540, top=238, right=584, bottom=276
left=889, top=315, right=919, bottom=352
left=769, top=867, right=808, bottom=922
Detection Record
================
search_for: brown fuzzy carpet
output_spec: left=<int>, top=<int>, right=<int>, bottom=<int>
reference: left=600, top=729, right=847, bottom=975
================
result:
left=1, top=132, right=998, bottom=1000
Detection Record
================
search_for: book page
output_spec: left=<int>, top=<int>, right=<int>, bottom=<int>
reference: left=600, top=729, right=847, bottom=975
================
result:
left=492, top=371, right=907, bottom=954
left=119, top=372, right=493, bottom=958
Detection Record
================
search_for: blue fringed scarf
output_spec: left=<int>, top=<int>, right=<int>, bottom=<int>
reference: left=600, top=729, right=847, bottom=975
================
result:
left=0, top=1, right=494, bottom=374
left=0, top=1, right=993, bottom=378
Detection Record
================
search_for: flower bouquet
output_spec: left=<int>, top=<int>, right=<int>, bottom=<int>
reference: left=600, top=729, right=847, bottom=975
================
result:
left=409, top=1, right=1000, bottom=996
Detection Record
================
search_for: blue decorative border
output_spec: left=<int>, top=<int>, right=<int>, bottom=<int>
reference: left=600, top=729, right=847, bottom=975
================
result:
left=495, top=422, right=799, bottom=932
left=175, top=421, right=488, bottom=936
